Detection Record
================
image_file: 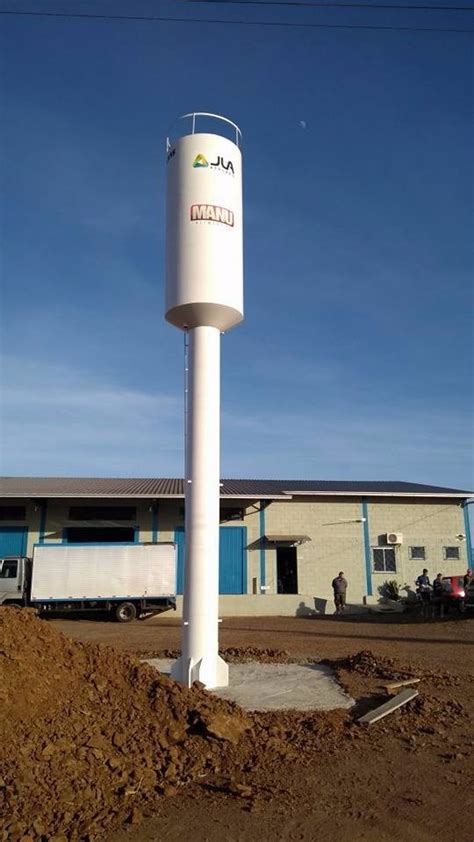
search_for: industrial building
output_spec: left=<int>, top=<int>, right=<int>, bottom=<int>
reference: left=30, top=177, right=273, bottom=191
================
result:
left=0, top=477, right=472, bottom=615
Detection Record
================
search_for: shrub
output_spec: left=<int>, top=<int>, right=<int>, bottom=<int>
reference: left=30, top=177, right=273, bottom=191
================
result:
left=378, top=580, right=400, bottom=601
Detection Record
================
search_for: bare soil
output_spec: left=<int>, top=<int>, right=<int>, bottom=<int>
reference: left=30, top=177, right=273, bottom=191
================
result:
left=50, top=611, right=474, bottom=674
left=2, top=610, right=473, bottom=842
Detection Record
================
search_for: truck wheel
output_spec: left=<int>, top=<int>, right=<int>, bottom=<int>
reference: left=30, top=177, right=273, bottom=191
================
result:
left=115, top=602, right=137, bottom=623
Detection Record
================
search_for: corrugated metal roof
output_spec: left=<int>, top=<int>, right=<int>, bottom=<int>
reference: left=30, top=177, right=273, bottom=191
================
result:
left=0, top=477, right=471, bottom=499
left=277, top=480, right=472, bottom=495
left=0, top=477, right=184, bottom=498
left=222, top=479, right=473, bottom=496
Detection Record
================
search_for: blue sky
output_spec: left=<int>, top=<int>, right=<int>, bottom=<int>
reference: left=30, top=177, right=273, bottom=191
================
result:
left=1, top=1, right=473, bottom=488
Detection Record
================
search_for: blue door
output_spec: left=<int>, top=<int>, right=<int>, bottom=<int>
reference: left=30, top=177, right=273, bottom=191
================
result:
left=174, top=526, right=247, bottom=595
left=0, top=527, right=28, bottom=557
left=219, top=527, right=247, bottom=594
left=175, top=528, right=186, bottom=594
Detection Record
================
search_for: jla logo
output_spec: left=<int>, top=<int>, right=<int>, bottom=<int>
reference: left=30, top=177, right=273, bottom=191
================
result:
left=192, top=154, right=234, bottom=175
left=211, top=156, right=234, bottom=175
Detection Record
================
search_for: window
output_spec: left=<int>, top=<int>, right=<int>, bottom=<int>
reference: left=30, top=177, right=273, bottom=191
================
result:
left=409, top=546, right=426, bottom=560
left=220, top=507, right=245, bottom=523
left=443, top=546, right=460, bottom=561
left=65, top=527, right=136, bottom=543
left=0, top=559, right=18, bottom=579
left=180, top=506, right=246, bottom=522
left=373, top=547, right=396, bottom=572
left=0, top=506, right=26, bottom=521
left=68, top=506, right=136, bottom=521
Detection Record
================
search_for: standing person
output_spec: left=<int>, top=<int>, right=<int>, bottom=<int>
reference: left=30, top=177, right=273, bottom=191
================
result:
left=416, top=568, right=431, bottom=619
left=432, top=572, right=444, bottom=618
left=332, top=572, right=348, bottom=614
left=463, top=568, right=472, bottom=590
left=432, top=573, right=443, bottom=598
left=415, top=568, right=431, bottom=592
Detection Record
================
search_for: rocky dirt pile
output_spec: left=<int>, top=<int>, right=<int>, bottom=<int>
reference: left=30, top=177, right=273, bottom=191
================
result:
left=0, top=610, right=353, bottom=841
left=0, top=608, right=253, bottom=841
left=329, top=649, right=471, bottom=739
left=330, top=649, right=413, bottom=680
left=330, top=648, right=470, bottom=691
left=2, top=611, right=467, bottom=841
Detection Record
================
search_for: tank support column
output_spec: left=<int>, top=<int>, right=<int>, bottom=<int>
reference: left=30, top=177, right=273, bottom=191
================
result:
left=171, top=325, right=229, bottom=689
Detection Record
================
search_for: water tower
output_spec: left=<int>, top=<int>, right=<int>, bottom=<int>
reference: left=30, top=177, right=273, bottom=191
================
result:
left=165, top=113, right=244, bottom=688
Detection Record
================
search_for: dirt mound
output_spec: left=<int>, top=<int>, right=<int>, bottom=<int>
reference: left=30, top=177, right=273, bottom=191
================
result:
left=150, top=646, right=293, bottom=663
left=330, top=649, right=413, bottom=680
left=3, top=610, right=465, bottom=841
left=0, top=608, right=252, bottom=840
left=219, top=646, right=293, bottom=664
left=330, top=649, right=469, bottom=693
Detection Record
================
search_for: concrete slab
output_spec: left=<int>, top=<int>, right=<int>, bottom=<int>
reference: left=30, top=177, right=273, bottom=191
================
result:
left=144, top=659, right=354, bottom=712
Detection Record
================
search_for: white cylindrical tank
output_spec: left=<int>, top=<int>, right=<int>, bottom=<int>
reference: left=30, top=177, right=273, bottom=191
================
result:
left=166, top=119, right=243, bottom=332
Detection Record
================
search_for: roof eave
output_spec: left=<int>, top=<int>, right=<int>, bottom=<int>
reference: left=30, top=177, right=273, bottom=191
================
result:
left=284, top=490, right=472, bottom=498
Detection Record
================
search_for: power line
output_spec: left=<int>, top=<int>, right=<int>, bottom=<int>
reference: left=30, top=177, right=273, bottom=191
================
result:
left=181, top=0, right=474, bottom=11
left=0, top=9, right=472, bottom=33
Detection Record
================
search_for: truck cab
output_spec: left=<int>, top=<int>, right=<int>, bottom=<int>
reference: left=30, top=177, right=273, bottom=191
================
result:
left=0, top=556, right=28, bottom=606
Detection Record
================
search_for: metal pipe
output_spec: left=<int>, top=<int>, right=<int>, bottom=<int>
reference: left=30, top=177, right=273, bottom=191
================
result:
left=171, top=325, right=228, bottom=688
left=184, top=331, right=189, bottom=482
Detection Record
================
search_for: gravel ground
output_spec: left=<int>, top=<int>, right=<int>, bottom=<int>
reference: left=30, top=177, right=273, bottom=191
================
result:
left=48, top=613, right=474, bottom=842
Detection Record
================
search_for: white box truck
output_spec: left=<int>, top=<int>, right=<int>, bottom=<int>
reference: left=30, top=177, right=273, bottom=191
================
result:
left=0, top=543, right=177, bottom=622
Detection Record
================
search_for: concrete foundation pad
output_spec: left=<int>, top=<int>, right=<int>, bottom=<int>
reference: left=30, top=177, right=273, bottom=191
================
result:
left=144, top=659, right=354, bottom=712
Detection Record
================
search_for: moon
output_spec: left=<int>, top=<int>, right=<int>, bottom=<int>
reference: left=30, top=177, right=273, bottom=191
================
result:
left=299, top=120, right=307, bottom=129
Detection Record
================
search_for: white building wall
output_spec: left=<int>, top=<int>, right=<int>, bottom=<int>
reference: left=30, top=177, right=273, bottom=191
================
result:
left=263, top=497, right=366, bottom=603
left=1, top=494, right=468, bottom=613
left=367, top=498, right=467, bottom=596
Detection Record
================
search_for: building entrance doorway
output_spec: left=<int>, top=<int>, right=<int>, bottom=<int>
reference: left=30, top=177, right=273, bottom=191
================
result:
left=276, top=546, right=298, bottom=594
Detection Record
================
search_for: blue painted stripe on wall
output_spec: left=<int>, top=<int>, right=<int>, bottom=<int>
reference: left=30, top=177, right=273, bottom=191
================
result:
left=38, top=502, right=47, bottom=545
left=151, top=505, right=159, bottom=543
left=31, top=594, right=175, bottom=603
left=463, top=501, right=473, bottom=568
left=259, top=502, right=266, bottom=593
left=361, top=498, right=373, bottom=597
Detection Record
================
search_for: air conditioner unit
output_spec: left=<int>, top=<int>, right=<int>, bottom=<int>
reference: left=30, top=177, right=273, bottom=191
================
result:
left=386, top=532, right=403, bottom=545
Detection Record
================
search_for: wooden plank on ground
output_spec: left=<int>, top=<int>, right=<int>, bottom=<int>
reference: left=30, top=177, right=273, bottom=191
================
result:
left=358, top=688, right=418, bottom=725
left=382, top=678, right=420, bottom=692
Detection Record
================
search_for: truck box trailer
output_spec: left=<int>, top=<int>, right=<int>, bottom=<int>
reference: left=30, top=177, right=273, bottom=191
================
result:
left=0, top=543, right=177, bottom=622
